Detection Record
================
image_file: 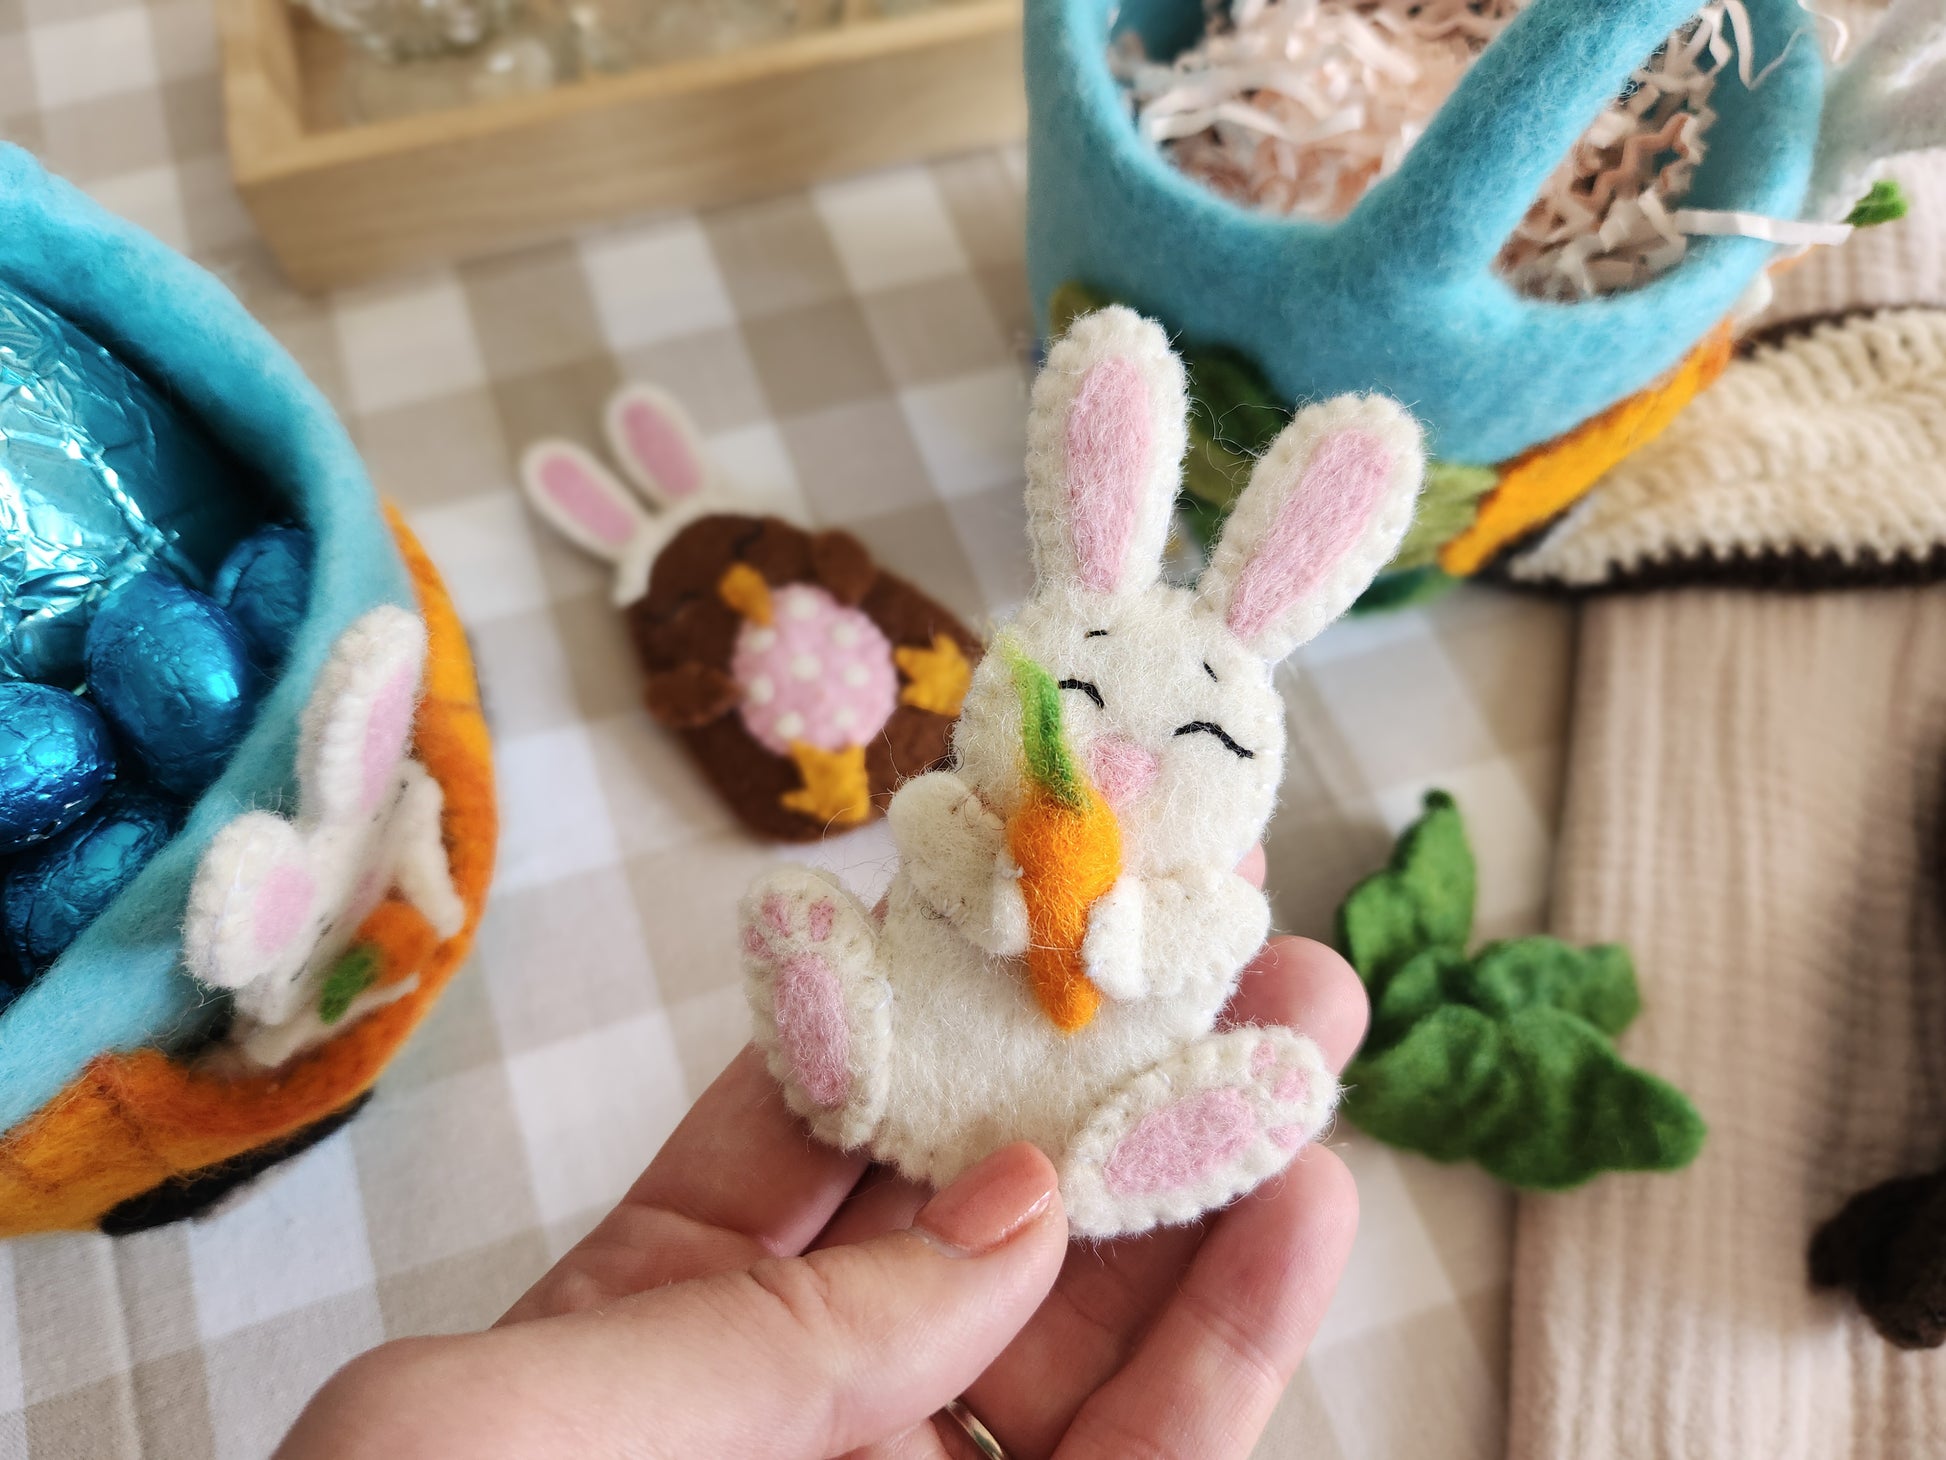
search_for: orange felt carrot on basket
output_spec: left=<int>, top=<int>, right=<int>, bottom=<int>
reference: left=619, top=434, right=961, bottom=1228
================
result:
left=1005, top=645, right=1122, bottom=1033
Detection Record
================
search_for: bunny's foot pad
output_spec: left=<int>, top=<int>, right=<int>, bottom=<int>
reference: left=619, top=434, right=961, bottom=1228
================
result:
left=1060, top=1027, right=1337, bottom=1239
left=741, top=868, right=891, bottom=1149
left=633, top=514, right=980, bottom=842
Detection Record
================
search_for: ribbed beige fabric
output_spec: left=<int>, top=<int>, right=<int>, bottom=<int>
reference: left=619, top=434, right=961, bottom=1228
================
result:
left=1507, top=589, right=1946, bottom=1460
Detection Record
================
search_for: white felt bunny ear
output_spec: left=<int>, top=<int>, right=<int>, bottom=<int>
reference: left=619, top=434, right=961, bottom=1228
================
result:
left=182, top=811, right=317, bottom=1005
left=1199, top=394, right=1424, bottom=663
left=1025, top=306, right=1188, bottom=601
left=521, top=439, right=651, bottom=565
left=603, top=383, right=713, bottom=512
left=296, top=605, right=429, bottom=828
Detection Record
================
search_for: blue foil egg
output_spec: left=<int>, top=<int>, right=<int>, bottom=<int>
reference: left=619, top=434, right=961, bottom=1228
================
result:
left=0, top=680, right=116, bottom=852
left=1, top=789, right=181, bottom=975
left=213, top=524, right=313, bottom=670
left=86, top=574, right=259, bottom=799
left=0, top=281, right=262, bottom=686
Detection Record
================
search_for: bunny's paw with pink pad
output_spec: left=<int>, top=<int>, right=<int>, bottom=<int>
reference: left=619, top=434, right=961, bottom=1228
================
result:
left=182, top=605, right=464, bottom=1068
left=1060, top=1026, right=1335, bottom=1237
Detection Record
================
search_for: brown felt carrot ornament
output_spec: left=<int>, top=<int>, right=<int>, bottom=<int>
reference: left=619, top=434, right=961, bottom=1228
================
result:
left=1004, top=642, right=1122, bottom=1032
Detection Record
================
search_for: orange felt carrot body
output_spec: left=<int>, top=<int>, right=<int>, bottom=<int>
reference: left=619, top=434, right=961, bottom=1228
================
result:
left=1005, top=648, right=1122, bottom=1032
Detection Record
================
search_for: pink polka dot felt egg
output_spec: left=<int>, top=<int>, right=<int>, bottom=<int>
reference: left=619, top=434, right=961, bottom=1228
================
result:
left=730, top=584, right=898, bottom=756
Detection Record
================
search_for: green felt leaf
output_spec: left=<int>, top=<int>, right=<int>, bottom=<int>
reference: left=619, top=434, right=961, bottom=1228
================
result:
left=1186, top=347, right=1287, bottom=458
left=1345, top=1004, right=1521, bottom=1163
left=1048, top=279, right=1113, bottom=341
left=1480, top=1007, right=1706, bottom=1189
left=1336, top=790, right=1475, bottom=990
left=1846, top=179, right=1910, bottom=229
left=318, top=946, right=380, bottom=1025
left=1351, top=566, right=1459, bottom=615
left=1386, top=461, right=1498, bottom=572
left=1183, top=424, right=1256, bottom=508
left=1458, top=937, right=1640, bottom=1036
left=1346, top=1004, right=1706, bottom=1189
left=1366, top=946, right=1473, bottom=1052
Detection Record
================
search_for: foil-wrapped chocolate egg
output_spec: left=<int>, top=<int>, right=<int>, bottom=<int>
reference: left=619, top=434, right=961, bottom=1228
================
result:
left=0, top=281, right=262, bottom=686
left=86, top=574, right=258, bottom=800
left=214, top=524, right=313, bottom=670
left=1, top=789, right=181, bottom=975
left=0, top=681, right=116, bottom=852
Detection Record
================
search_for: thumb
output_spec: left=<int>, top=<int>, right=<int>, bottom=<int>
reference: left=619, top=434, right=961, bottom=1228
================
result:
left=321, top=1143, right=1066, bottom=1460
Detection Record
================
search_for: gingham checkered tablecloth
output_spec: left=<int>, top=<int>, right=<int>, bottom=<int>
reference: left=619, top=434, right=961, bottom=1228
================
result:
left=0, top=3, right=1572, bottom=1454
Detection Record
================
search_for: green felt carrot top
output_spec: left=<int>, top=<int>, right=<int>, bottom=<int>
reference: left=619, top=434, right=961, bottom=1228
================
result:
left=1006, top=642, right=1086, bottom=812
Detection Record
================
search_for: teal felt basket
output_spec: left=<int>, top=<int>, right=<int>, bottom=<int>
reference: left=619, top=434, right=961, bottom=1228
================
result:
left=1025, top=0, right=1827, bottom=465
left=0, top=148, right=495, bottom=1236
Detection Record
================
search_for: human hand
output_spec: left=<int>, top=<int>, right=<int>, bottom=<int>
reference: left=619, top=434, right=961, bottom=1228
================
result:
left=276, top=849, right=1366, bottom=1460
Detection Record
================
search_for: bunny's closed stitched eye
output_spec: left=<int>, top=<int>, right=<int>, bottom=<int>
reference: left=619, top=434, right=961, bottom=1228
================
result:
left=1172, top=721, right=1254, bottom=758
left=1058, top=677, right=1104, bottom=709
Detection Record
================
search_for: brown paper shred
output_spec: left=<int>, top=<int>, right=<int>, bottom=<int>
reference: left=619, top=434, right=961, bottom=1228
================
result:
left=1112, top=0, right=1819, bottom=301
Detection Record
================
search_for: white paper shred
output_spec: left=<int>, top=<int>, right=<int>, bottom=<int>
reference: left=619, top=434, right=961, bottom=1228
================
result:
left=1112, top=0, right=1823, bottom=301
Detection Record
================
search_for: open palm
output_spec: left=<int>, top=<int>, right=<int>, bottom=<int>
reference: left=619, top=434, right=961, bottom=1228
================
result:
left=278, top=854, right=1365, bottom=1460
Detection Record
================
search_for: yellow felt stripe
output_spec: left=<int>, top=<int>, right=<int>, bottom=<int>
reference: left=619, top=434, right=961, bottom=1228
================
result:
left=1439, top=325, right=1733, bottom=577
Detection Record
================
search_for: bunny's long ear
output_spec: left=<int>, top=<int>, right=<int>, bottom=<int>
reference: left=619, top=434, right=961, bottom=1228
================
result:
left=1200, top=395, right=1424, bottom=663
left=297, top=606, right=429, bottom=826
left=521, top=439, right=649, bottom=564
left=604, top=383, right=712, bottom=510
left=182, top=810, right=317, bottom=1007
left=1026, top=306, right=1188, bottom=600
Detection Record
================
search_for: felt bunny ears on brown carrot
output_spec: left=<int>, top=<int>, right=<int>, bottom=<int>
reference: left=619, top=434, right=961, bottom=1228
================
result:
left=520, top=385, right=982, bottom=842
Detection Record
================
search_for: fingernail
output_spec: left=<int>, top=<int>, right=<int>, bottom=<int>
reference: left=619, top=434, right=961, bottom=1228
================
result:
left=911, top=1143, right=1056, bottom=1257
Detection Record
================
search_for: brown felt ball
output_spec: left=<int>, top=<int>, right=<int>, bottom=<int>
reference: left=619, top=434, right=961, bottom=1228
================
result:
left=1810, top=1166, right=1946, bottom=1349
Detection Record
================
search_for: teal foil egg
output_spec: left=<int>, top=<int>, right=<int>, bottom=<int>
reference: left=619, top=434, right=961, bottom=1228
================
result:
left=0, top=680, right=116, bottom=852
left=214, top=524, right=313, bottom=669
left=2, top=790, right=181, bottom=975
left=0, top=281, right=260, bottom=686
left=86, top=574, right=258, bottom=799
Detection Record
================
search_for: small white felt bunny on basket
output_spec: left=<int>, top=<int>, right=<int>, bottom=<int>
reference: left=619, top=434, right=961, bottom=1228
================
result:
left=741, top=307, right=1424, bottom=1237
left=183, top=606, right=465, bottom=1070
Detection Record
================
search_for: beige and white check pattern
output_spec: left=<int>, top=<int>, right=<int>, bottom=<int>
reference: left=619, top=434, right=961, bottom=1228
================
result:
left=0, top=4, right=1572, bottom=1455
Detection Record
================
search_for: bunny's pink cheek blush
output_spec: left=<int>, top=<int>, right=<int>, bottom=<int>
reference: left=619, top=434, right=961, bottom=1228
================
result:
left=1087, top=734, right=1160, bottom=812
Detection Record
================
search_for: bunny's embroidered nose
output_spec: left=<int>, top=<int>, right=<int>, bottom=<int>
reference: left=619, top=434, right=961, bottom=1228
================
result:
left=1088, top=734, right=1159, bottom=813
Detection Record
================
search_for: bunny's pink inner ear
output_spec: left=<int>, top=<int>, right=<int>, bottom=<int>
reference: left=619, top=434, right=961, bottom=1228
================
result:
left=361, top=664, right=419, bottom=814
left=1066, top=357, right=1154, bottom=593
left=253, top=864, right=316, bottom=957
left=535, top=450, right=637, bottom=550
left=617, top=396, right=704, bottom=501
left=1225, top=429, right=1393, bottom=643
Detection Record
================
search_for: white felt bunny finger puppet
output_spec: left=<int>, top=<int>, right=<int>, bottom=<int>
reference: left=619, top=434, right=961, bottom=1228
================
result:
left=184, top=605, right=465, bottom=1070
left=741, top=306, right=1425, bottom=1238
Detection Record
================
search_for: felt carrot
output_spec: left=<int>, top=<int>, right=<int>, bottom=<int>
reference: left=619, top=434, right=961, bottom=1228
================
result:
left=1005, top=644, right=1122, bottom=1032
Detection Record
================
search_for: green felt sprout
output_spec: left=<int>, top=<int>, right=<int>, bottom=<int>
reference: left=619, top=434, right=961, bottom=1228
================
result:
left=1846, top=179, right=1911, bottom=229
left=1336, top=791, right=1705, bottom=1190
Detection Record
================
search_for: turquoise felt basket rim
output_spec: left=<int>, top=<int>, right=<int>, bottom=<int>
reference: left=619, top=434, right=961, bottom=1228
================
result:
left=0, top=147, right=414, bottom=1135
left=1025, top=0, right=1827, bottom=464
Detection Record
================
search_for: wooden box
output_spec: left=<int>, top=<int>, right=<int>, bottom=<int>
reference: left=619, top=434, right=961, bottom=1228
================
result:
left=215, top=0, right=1026, bottom=290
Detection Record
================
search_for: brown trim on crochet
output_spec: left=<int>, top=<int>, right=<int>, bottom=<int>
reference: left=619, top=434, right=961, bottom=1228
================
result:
left=1737, top=305, right=1946, bottom=358
left=1484, top=543, right=1946, bottom=597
